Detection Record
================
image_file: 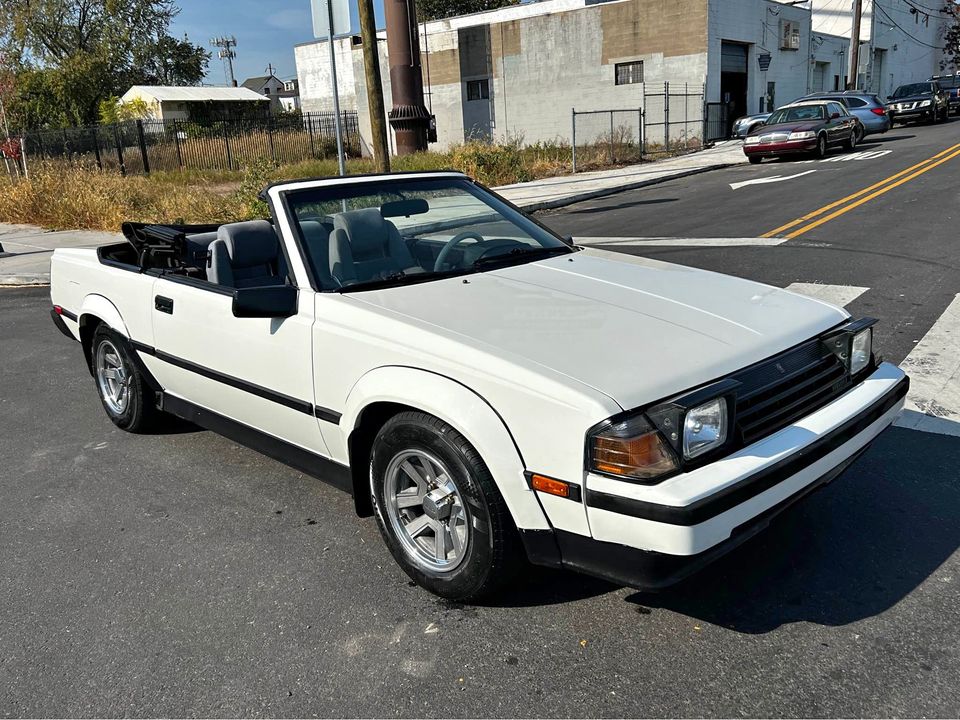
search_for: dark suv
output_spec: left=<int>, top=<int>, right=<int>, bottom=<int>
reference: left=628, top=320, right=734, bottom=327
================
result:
left=930, top=74, right=960, bottom=115
left=886, top=82, right=949, bottom=125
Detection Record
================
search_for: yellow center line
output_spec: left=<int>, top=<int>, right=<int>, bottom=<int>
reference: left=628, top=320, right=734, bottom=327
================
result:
left=761, top=142, right=960, bottom=238
left=782, top=145, right=960, bottom=239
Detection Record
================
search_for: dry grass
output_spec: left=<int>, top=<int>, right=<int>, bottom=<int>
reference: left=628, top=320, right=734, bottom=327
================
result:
left=1, top=138, right=703, bottom=232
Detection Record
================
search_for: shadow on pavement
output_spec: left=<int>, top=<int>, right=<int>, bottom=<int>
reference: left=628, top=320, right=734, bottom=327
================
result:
left=624, top=426, right=960, bottom=633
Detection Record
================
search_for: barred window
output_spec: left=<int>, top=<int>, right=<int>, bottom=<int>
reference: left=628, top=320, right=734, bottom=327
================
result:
left=466, top=79, right=489, bottom=101
left=615, top=61, right=643, bottom=85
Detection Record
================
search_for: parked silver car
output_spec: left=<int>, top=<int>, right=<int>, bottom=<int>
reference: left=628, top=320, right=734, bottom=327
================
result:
left=733, top=112, right=771, bottom=138
left=803, top=92, right=891, bottom=138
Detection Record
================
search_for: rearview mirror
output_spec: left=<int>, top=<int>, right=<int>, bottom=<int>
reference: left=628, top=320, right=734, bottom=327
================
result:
left=232, top=285, right=298, bottom=318
left=382, top=198, right=429, bottom=218
left=830, top=112, right=841, bottom=119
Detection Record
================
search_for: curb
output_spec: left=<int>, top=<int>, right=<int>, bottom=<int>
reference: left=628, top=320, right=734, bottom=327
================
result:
left=513, top=163, right=741, bottom=213
left=0, top=273, right=51, bottom=286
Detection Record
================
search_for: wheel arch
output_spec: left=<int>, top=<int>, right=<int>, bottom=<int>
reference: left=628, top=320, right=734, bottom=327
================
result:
left=340, top=366, right=551, bottom=534
left=78, top=294, right=130, bottom=374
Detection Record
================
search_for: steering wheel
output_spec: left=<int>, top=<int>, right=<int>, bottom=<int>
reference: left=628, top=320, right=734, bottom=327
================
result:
left=434, top=230, right=485, bottom=271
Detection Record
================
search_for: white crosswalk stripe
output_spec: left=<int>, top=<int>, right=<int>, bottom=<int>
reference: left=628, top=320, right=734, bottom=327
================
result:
left=895, top=294, right=960, bottom=437
left=784, top=283, right=960, bottom=437
left=784, top=283, right=869, bottom=308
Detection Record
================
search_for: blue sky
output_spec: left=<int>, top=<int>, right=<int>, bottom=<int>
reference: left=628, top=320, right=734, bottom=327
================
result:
left=171, top=0, right=386, bottom=84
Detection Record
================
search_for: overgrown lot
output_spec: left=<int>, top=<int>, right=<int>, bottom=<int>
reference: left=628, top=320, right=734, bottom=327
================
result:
left=0, top=138, right=695, bottom=231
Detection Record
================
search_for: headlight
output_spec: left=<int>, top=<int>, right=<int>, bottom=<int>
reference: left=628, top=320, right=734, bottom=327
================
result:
left=823, top=319, right=876, bottom=376
left=850, top=327, right=872, bottom=375
left=683, top=398, right=728, bottom=459
left=920, top=99, right=932, bottom=107
left=788, top=131, right=816, bottom=140
left=588, top=414, right=679, bottom=480
left=744, top=136, right=760, bottom=145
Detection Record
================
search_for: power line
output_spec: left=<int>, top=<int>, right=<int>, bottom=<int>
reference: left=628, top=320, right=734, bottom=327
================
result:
left=874, top=3, right=946, bottom=49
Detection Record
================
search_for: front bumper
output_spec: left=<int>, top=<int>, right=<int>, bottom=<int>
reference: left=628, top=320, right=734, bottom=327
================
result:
left=743, top=138, right=817, bottom=157
left=889, top=108, right=936, bottom=122
left=523, top=363, right=908, bottom=589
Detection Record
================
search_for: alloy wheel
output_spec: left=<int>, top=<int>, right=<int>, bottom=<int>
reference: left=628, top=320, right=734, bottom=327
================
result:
left=383, top=449, right=470, bottom=573
left=95, top=339, right=130, bottom=415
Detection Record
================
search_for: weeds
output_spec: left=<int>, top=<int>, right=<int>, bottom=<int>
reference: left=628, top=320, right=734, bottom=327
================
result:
left=0, top=137, right=702, bottom=232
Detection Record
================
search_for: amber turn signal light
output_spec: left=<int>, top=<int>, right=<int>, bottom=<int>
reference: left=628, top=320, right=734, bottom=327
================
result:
left=530, top=474, right=573, bottom=498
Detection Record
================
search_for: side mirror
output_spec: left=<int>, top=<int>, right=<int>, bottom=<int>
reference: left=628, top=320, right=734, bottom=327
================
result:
left=232, top=285, right=298, bottom=318
left=830, top=112, right=841, bottom=119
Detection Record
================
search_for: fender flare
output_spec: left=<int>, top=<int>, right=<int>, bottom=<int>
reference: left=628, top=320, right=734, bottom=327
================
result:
left=340, top=366, right=551, bottom=532
left=79, top=294, right=130, bottom=337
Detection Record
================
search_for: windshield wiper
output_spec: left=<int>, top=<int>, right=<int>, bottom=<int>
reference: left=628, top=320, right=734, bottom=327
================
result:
left=473, top=245, right=574, bottom=270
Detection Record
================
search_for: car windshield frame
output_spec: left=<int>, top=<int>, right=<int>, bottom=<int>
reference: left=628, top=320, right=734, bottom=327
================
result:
left=278, top=175, right=575, bottom=293
left=892, top=83, right=933, bottom=98
left=765, top=105, right=827, bottom=125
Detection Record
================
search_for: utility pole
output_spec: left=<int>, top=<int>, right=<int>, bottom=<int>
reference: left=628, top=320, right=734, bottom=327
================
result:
left=385, top=0, right=429, bottom=154
left=211, top=36, right=238, bottom=86
left=358, top=0, right=390, bottom=171
left=848, top=0, right=862, bottom=90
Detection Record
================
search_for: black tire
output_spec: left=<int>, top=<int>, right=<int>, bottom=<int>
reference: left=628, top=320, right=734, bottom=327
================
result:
left=843, top=127, right=858, bottom=151
left=748, top=156, right=762, bottom=164
left=813, top=133, right=828, bottom=159
left=91, top=325, right=160, bottom=433
left=370, top=411, right=522, bottom=601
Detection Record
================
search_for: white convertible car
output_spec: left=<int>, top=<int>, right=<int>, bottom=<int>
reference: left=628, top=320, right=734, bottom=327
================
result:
left=50, top=172, right=908, bottom=600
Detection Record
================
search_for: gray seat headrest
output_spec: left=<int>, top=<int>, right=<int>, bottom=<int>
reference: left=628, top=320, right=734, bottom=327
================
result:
left=217, top=220, right=278, bottom=267
left=332, top=209, right=392, bottom=256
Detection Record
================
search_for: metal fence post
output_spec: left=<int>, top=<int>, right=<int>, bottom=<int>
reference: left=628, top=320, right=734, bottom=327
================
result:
left=20, top=137, right=28, bottom=178
left=221, top=121, right=233, bottom=171
left=113, top=124, right=126, bottom=176
left=136, top=120, right=150, bottom=174
left=306, top=113, right=317, bottom=158
left=639, top=108, right=644, bottom=161
left=664, top=81, right=671, bottom=151
left=91, top=126, right=102, bottom=171
left=173, top=121, right=184, bottom=169
left=267, top=113, right=276, bottom=164
left=609, top=110, right=615, bottom=164
left=571, top=108, right=577, bottom=174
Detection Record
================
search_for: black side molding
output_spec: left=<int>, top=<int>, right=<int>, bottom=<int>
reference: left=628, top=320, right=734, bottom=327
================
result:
left=161, top=394, right=352, bottom=494
left=585, top=375, right=908, bottom=527
left=129, top=341, right=341, bottom=423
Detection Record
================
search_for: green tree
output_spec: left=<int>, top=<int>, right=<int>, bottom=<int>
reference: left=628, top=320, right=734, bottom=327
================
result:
left=0, top=0, right=209, bottom=128
left=944, top=2, right=960, bottom=71
left=416, top=0, right=518, bottom=22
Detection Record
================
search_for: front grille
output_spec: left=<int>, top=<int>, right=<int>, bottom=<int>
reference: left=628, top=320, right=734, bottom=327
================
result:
left=731, top=340, right=853, bottom=446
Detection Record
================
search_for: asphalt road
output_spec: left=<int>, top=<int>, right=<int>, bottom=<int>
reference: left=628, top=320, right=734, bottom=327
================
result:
left=2, top=124, right=960, bottom=717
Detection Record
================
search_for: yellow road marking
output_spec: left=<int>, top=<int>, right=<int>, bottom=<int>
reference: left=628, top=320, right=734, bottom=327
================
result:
left=782, top=145, right=960, bottom=239
left=761, top=142, right=960, bottom=238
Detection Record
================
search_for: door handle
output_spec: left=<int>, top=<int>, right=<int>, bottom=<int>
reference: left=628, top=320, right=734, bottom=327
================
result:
left=155, top=295, right=174, bottom=314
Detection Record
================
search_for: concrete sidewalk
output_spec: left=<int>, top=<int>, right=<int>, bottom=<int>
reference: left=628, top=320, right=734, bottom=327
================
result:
left=0, top=140, right=745, bottom=286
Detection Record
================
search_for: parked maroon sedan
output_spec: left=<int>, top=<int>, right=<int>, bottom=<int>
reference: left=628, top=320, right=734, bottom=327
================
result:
left=742, top=101, right=860, bottom=164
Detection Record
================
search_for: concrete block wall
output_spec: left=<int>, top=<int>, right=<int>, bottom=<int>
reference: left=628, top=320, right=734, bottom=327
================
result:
left=296, top=38, right=359, bottom=113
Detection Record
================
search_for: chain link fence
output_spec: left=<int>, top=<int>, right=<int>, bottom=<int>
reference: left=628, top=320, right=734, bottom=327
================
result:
left=21, top=111, right=361, bottom=175
left=571, top=82, right=711, bottom=173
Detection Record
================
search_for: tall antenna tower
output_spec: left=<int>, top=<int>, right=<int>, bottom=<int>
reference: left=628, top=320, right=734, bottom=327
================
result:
left=210, top=36, right=238, bottom=86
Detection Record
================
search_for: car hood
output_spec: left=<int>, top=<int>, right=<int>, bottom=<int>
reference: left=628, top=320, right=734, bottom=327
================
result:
left=347, top=250, right=848, bottom=410
left=755, top=120, right=822, bottom=134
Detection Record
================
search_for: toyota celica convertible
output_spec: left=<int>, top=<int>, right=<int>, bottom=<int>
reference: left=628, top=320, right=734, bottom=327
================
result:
left=49, top=172, right=908, bottom=601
